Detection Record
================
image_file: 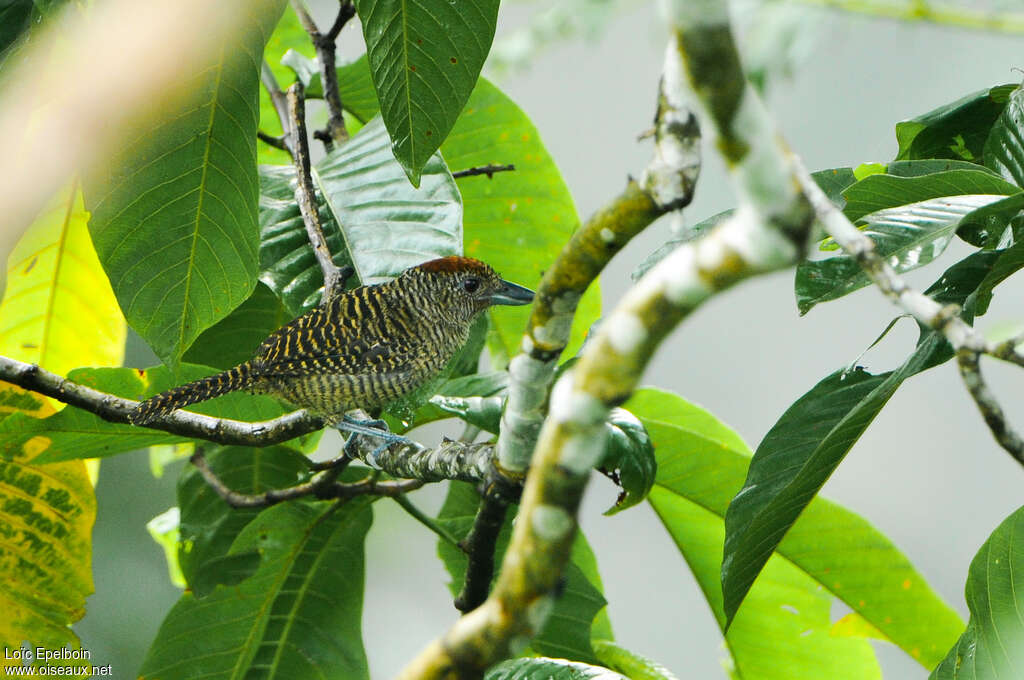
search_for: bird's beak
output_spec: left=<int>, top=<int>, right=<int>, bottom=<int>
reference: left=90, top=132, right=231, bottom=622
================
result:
left=490, top=279, right=535, bottom=306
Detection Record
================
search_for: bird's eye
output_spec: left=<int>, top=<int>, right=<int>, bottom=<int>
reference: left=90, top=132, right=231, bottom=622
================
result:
left=462, top=277, right=480, bottom=293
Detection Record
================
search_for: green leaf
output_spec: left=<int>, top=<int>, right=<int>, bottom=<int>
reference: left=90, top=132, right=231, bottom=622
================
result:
left=598, top=408, right=656, bottom=515
left=259, top=116, right=462, bottom=314
left=955, top=192, right=1024, bottom=248
left=486, top=658, right=628, bottom=680
left=895, top=84, right=1015, bottom=162
left=1, top=364, right=306, bottom=464
left=591, top=640, right=679, bottom=680
left=140, top=499, right=372, bottom=680
left=335, top=57, right=380, bottom=124
left=841, top=170, right=1018, bottom=223
left=885, top=159, right=1002, bottom=179
left=435, top=482, right=607, bottom=663
left=796, top=191, right=1012, bottom=314
left=84, top=1, right=286, bottom=367
left=353, top=0, right=500, bottom=185
left=983, top=85, right=1024, bottom=187
left=0, top=446, right=95, bottom=665
left=183, top=282, right=288, bottom=369
left=931, top=504, right=1024, bottom=679
left=442, top=79, right=600, bottom=358
left=973, top=239, right=1024, bottom=316
left=147, top=507, right=186, bottom=588
left=633, top=388, right=963, bottom=674
left=177, top=445, right=311, bottom=591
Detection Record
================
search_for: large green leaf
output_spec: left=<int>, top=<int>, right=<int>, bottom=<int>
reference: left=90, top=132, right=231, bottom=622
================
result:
left=840, top=170, right=1018, bottom=223
left=931, top=504, right=1024, bottom=679
left=183, top=282, right=288, bottom=370
left=633, top=388, right=962, bottom=675
left=353, top=0, right=500, bottom=185
left=1, top=364, right=307, bottom=464
left=176, top=445, right=311, bottom=590
left=486, top=658, right=628, bottom=680
left=259, top=116, right=461, bottom=314
left=0, top=446, right=94, bottom=669
left=895, top=84, right=1015, bottom=162
left=435, top=482, right=608, bottom=663
left=140, top=499, right=371, bottom=680
left=84, top=1, right=285, bottom=367
left=796, top=189, right=1012, bottom=314
left=983, top=85, right=1024, bottom=187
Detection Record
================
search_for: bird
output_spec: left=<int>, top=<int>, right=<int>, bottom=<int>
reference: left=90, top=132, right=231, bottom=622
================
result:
left=130, top=256, right=534, bottom=427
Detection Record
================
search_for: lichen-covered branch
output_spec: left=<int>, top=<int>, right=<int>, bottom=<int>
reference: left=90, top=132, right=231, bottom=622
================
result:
left=396, top=5, right=819, bottom=677
left=496, top=42, right=702, bottom=476
left=286, top=81, right=346, bottom=301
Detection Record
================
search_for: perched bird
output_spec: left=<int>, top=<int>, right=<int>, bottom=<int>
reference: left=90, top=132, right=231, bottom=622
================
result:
left=130, top=256, right=534, bottom=426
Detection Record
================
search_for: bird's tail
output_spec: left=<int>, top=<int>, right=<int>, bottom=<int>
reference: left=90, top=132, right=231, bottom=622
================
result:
left=130, top=362, right=257, bottom=425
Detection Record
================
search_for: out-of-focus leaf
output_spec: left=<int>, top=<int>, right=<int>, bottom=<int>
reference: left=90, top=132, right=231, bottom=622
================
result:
left=147, top=507, right=186, bottom=588
left=0, top=182, right=126, bottom=392
left=591, top=640, right=679, bottom=680
left=140, top=499, right=372, bottom=680
left=183, top=282, right=288, bottom=370
left=85, top=0, right=285, bottom=367
left=598, top=408, right=655, bottom=515
left=353, top=0, right=500, bottom=185
left=435, top=482, right=608, bottom=664
left=633, top=388, right=962, bottom=674
left=895, top=84, right=1015, bottom=162
left=486, top=658, right=628, bottom=680
left=258, top=116, right=461, bottom=314
left=931, top=504, right=1024, bottom=679
left=841, top=170, right=1017, bottom=222
left=632, top=210, right=732, bottom=281
left=983, top=85, right=1024, bottom=187
left=0, top=364, right=309, bottom=464
left=0, top=443, right=95, bottom=666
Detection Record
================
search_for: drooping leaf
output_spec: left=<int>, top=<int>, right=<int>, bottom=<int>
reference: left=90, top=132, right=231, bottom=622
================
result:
left=1, top=364, right=311, bottom=464
left=435, top=482, right=608, bottom=663
left=591, top=641, right=680, bottom=680
left=0, top=444, right=95, bottom=665
left=258, top=116, right=462, bottom=315
left=176, top=445, right=311, bottom=591
left=632, top=388, right=962, bottom=675
left=0, top=182, right=126, bottom=388
left=983, top=85, right=1024, bottom=187
left=486, top=658, right=628, bottom=680
left=796, top=193, right=1011, bottom=314
left=931, top=504, right=1024, bottom=679
left=140, top=499, right=372, bottom=680
left=353, top=0, right=500, bottom=185
left=183, top=282, right=288, bottom=370
left=895, top=84, right=1015, bottom=162
left=598, top=408, right=656, bottom=515
left=84, top=0, right=286, bottom=367
left=147, top=507, right=186, bottom=588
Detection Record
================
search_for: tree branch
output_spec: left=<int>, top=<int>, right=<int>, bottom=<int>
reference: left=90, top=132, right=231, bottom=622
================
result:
left=454, top=491, right=509, bottom=613
left=291, top=0, right=352, bottom=147
left=451, top=164, right=516, bottom=180
left=261, top=60, right=292, bottom=151
left=287, top=81, right=346, bottom=302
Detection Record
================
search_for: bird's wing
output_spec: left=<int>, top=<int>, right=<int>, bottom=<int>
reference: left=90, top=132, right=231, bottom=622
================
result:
left=255, top=323, right=419, bottom=378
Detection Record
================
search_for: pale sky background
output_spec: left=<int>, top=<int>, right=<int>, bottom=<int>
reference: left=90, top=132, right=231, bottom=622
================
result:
left=75, top=2, right=1024, bottom=678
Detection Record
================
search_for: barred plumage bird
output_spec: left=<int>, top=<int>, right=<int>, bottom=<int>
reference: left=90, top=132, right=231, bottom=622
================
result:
left=130, top=256, right=534, bottom=426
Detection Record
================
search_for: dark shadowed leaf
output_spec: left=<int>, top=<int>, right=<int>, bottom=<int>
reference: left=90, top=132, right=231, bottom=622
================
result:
left=140, top=499, right=372, bottom=680
left=598, top=408, right=656, bottom=515
left=895, top=84, right=1015, bottom=162
left=353, top=0, right=500, bottom=185
left=983, top=85, right=1024, bottom=187
left=258, top=116, right=461, bottom=315
left=84, top=0, right=286, bottom=366
left=183, top=283, right=289, bottom=369
left=931, top=504, right=1024, bottom=679
left=632, top=388, right=961, bottom=674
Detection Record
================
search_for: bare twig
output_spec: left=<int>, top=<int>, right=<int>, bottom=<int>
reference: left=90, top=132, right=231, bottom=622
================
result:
left=257, top=130, right=289, bottom=151
left=261, top=60, right=291, bottom=150
left=287, top=81, right=346, bottom=302
left=191, top=448, right=424, bottom=508
left=451, top=164, right=516, bottom=180
left=291, top=0, right=352, bottom=147
left=956, top=351, right=1024, bottom=465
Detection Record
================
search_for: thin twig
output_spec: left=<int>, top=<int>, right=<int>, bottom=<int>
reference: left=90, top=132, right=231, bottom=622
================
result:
left=261, top=61, right=291, bottom=150
left=287, top=81, right=345, bottom=302
left=451, top=164, right=516, bottom=180
left=392, top=494, right=463, bottom=548
left=291, top=0, right=352, bottom=147
left=257, top=130, right=289, bottom=151
left=957, top=350, right=1024, bottom=465
left=454, top=491, right=509, bottom=612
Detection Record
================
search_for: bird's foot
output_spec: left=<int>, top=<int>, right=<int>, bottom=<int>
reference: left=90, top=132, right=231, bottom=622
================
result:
left=337, top=415, right=413, bottom=467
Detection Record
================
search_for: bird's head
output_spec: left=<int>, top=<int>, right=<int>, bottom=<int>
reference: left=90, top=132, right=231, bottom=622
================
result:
left=403, top=256, right=535, bottom=323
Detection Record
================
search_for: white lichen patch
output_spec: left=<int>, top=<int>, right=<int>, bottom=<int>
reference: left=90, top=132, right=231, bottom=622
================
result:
left=531, top=505, right=573, bottom=542
left=525, top=595, right=555, bottom=633
left=548, top=375, right=605, bottom=425
left=600, top=227, right=616, bottom=243
left=509, top=353, right=553, bottom=384
left=533, top=314, right=574, bottom=345
left=556, top=427, right=607, bottom=475
left=606, top=312, right=648, bottom=354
